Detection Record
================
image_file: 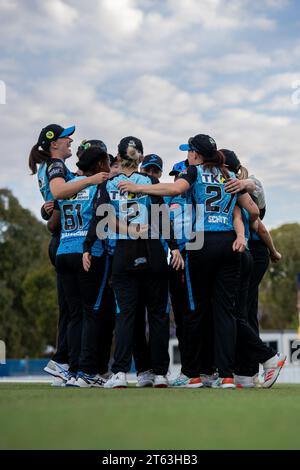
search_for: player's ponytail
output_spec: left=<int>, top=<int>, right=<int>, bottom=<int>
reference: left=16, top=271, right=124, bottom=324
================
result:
left=120, top=146, right=141, bottom=170
left=237, top=165, right=248, bottom=180
left=202, top=150, right=230, bottom=180
left=28, top=144, right=50, bottom=175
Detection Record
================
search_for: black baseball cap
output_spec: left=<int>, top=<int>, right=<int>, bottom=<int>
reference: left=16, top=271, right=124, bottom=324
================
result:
left=179, top=134, right=217, bottom=159
left=141, top=154, right=163, bottom=171
left=118, top=136, right=144, bottom=159
left=109, top=154, right=118, bottom=166
left=220, top=149, right=241, bottom=174
left=169, top=160, right=187, bottom=176
left=38, top=124, right=75, bottom=151
left=76, top=147, right=109, bottom=172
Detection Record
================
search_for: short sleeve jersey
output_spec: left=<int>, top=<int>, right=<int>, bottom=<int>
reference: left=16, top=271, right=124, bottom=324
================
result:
left=37, top=158, right=75, bottom=202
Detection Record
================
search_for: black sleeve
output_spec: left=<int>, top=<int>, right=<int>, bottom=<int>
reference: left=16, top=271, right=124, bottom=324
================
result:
left=148, top=176, right=178, bottom=251
left=83, top=183, right=110, bottom=254
left=46, top=160, right=67, bottom=182
left=259, top=206, right=266, bottom=220
left=40, top=200, right=59, bottom=221
left=177, top=165, right=197, bottom=186
left=41, top=204, right=51, bottom=221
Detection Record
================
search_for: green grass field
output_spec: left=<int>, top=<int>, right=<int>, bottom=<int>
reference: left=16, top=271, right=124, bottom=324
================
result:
left=1, top=383, right=300, bottom=450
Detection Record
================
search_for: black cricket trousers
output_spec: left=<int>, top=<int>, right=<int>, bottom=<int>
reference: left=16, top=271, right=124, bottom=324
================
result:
left=235, top=250, right=274, bottom=376
left=56, top=253, right=111, bottom=374
left=111, top=240, right=170, bottom=375
left=183, top=231, right=240, bottom=379
left=48, top=234, right=69, bottom=365
left=246, top=239, right=270, bottom=375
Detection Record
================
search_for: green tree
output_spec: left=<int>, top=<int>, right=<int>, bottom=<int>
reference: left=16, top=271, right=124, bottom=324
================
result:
left=260, top=223, right=300, bottom=329
left=0, top=188, right=56, bottom=357
left=21, top=264, right=58, bottom=357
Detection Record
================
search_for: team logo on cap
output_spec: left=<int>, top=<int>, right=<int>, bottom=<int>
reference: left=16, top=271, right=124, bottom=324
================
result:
left=128, top=140, right=136, bottom=148
left=46, top=131, right=54, bottom=139
left=209, top=137, right=216, bottom=146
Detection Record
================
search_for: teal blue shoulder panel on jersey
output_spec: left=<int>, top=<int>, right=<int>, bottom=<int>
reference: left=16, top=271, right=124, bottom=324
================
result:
left=37, top=160, right=75, bottom=202
left=37, top=162, right=53, bottom=202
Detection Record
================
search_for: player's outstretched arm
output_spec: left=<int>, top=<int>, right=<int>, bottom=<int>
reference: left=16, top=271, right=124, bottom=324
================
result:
left=257, top=219, right=282, bottom=262
left=50, top=173, right=109, bottom=200
left=117, top=179, right=190, bottom=197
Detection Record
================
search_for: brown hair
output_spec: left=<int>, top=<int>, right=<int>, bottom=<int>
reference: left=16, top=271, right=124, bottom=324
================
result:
left=202, top=150, right=230, bottom=180
left=28, top=144, right=51, bottom=175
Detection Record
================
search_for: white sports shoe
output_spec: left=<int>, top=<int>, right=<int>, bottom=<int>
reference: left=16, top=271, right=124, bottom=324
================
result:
left=51, top=376, right=66, bottom=387
left=153, top=375, right=168, bottom=388
left=65, top=373, right=77, bottom=387
left=136, top=370, right=154, bottom=388
left=234, top=375, right=255, bottom=388
left=74, top=372, right=108, bottom=388
left=104, top=372, right=128, bottom=389
left=262, top=353, right=286, bottom=388
left=44, top=360, right=69, bottom=380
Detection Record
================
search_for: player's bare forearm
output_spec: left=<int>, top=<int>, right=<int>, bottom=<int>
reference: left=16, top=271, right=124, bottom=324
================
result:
left=117, top=180, right=189, bottom=197
left=232, top=206, right=246, bottom=252
left=233, top=206, right=245, bottom=239
left=238, top=193, right=259, bottom=222
left=257, top=219, right=277, bottom=254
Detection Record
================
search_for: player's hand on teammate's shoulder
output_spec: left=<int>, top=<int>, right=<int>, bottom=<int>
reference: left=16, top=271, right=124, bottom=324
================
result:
left=118, top=181, right=139, bottom=193
left=89, top=172, right=110, bottom=185
left=225, top=178, right=245, bottom=194
left=270, top=250, right=282, bottom=263
left=82, top=252, right=92, bottom=272
left=232, top=235, right=246, bottom=253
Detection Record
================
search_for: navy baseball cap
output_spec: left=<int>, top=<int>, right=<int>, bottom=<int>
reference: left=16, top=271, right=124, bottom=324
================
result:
left=169, top=160, right=187, bottom=176
left=141, top=154, right=163, bottom=171
left=179, top=134, right=217, bottom=158
left=76, top=147, right=109, bottom=171
left=109, top=154, right=118, bottom=166
left=220, top=149, right=241, bottom=174
left=38, top=124, right=75, bottom=151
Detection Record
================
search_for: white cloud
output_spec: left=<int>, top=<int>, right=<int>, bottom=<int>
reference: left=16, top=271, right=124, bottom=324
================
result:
left=42, top=0, right=79, bottom=28
left=99, top=0, right=143, bottom=35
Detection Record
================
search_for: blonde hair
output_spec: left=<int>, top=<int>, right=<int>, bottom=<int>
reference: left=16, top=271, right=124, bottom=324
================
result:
left=237, top=165, right=249, bottom=180
left=120, top=145, right=141, bottom=170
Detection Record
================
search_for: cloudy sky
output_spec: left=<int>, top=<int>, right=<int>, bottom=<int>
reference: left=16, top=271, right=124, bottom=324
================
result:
left=0, top=0, right=299, bottom=228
